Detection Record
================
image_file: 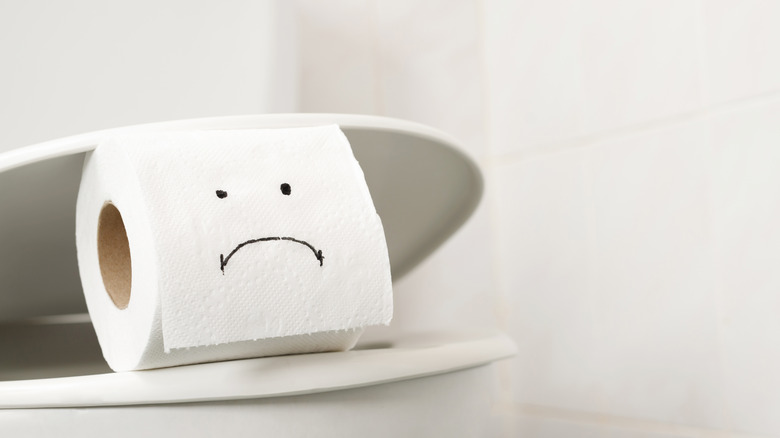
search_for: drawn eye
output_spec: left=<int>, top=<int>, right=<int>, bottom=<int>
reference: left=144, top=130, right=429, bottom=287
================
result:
left=280, top=183, right=291, bottom=196
left=216, top=190, right=228, bottom=199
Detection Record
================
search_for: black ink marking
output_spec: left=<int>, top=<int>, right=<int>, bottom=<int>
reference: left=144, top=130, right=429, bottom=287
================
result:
left=216, top=190, right=228, bottom=199
left=280, top=183, right=291, bottom=195
left=220, top=237, right=324, bottom=274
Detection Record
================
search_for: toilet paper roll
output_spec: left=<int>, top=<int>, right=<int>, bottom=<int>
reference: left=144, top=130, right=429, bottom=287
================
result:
left=75, top=125, right=393, bottom=371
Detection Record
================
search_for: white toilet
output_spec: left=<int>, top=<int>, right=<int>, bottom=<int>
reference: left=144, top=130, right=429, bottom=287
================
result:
left=0, top=114, right=515, bottom=437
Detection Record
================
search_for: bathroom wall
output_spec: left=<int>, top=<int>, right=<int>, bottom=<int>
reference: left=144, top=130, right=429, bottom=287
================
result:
left=0, top=0, right=297, bottom=153
left=3, top=1, right=778, bottom=436
left=294, top=1, right=780, bottom=437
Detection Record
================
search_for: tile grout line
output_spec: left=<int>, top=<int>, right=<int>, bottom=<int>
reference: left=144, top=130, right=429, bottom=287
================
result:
left=494, top=402, right=776, bottom=438
left=473, top=0, right=505, bottom=333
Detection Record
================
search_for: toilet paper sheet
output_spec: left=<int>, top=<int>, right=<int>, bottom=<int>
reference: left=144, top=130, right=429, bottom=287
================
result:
left=76, top=125, right=393, bottom=370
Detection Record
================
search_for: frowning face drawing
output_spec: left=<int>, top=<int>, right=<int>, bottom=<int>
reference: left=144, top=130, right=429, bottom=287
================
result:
left=216, top=184, right=325, bottom=275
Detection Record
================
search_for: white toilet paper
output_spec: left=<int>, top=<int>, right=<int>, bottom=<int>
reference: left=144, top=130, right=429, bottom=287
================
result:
left=75, top=125, right=393, bottom=371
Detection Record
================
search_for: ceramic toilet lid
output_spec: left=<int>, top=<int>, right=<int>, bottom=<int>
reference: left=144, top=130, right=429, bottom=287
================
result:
left=0, top=114, right=482, bottom=321
left=0, top=114, right=515, bottom=408
left=0, top=326, right=515, bottom=408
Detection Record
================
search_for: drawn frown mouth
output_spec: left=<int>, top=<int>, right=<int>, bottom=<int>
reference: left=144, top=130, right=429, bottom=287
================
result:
left=219, top=237, right=325, bottom=274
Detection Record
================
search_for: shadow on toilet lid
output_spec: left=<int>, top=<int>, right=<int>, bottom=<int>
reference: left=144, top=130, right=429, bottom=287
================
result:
left=0, top=324, right=515, bottom=408
left=0, top=114, right=483, bottom=322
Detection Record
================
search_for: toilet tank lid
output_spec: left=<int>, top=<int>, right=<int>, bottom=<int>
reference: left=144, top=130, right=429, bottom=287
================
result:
left=0, top=114, right=482, bottom=320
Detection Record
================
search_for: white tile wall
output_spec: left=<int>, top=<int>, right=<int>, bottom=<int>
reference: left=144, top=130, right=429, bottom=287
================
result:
left=295, top=0, right=780, bottom=436
left=578, top=0, right=702, bottom=134
left=296, top=0, right=378, bottom=114
left=499, top=405, right=756, bottom=438
left=483, top=0, right=586, bottom=155
left=375, top=0, right=486, bottom=157
left=703, top=0, right=780, bottom=105
left=579, top=123, right=724, bottom=427
left=493, top=147, right=595, bottom=407
left=297, top=0, right=487, bottom=158
left=710, top=99, right=780, bottom=436
left=483, top=0, right=702, bottom=157
left=494, top=122, right=727, bottom=428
